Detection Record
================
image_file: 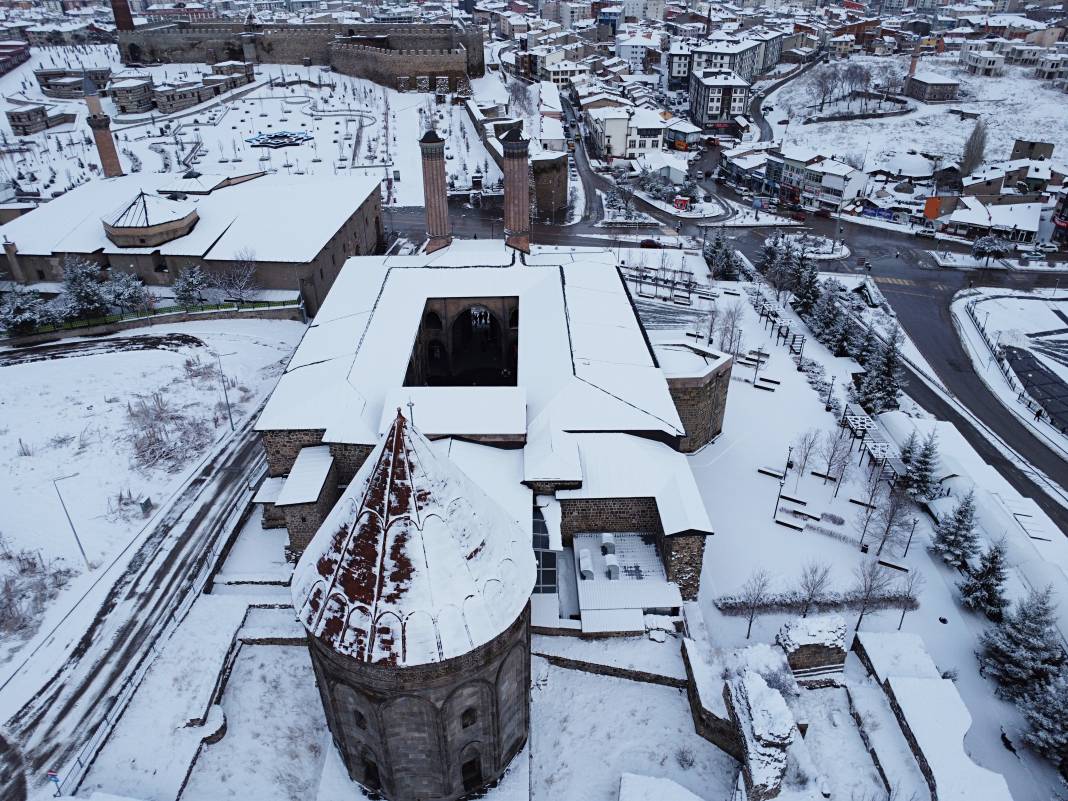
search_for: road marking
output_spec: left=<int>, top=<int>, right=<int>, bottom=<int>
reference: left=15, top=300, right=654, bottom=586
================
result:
left=873, top=277, right=916, bottom=286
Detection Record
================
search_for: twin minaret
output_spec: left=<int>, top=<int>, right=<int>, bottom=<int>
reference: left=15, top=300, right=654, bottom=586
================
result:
left=419, top=125, right=530, bottom=254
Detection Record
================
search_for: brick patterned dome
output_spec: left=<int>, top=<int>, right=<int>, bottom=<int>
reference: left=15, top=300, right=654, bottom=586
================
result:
left=292, top=410, right=535, bottom=667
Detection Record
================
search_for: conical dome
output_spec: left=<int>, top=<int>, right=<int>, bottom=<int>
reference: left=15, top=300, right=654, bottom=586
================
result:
left=292, top=411, right=535, bottom=667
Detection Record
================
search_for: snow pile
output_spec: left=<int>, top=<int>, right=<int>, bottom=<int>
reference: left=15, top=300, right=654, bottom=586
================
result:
left=618, top=773, right=707, bottom=801
left=731, top=670, right=795, bottom=797
left=776, top=615, right=846, bottom=655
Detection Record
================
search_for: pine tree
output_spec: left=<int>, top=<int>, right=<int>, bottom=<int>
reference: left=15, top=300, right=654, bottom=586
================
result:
left=853, top=331, right=905, bottom=414
left=932, top=490, right=979, bottom=569
left=827, top=316, right=857, bottom=357
left=107, top=271, right=149, bottom=315
left=898, top=430, right=918, bottom=468
left=907, top=431, right=939, bottom=501
left=173, top=266, right=209, bottom=309
left=59, top=255, right=111, bottom=320
left=958, top=540, right=1009, bottom=622
left=757, top=235, right=782, bottom=275
left=0, top=285, right=49, bottom=335
left=792, top=258, right=821, bottom=318
left=852, top=323, right=878, bottom=366
left=810, top=286, right=840, bottom=341
left=1022, top=668, right=1068, bottom=765
left=980, top=585, right=1065, bottom=699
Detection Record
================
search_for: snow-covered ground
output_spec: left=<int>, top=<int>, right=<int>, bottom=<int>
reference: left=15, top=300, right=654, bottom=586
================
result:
left=950, top=288, right=1068, bottom=459
left=0, top=45, right=502, bottom=206
left=0, top=318, right=303, bottom=665
left=767, top=232, right=850, bottom=261
left=767, top=53, right=1068, bottom=169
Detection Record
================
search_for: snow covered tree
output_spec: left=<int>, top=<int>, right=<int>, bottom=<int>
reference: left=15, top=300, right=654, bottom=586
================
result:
left=980, top=585, right=1065, bottom=699
left=212, top=249, right=260, bottom=305
left=107, top=271, right=149, bottom=315
left=791, top=257, right=820, bottom=318
left=59, top=255, right=111, bottom=320
left=827, top=316, right=857, bottom=358
left=173, top=266, right=209, bottom=309
left=757, top=235, right=782, bottom=275
left=906, top=431, right=939, bottom=501
left=853, top=323, right=878, bottom=367
left=959, top=119, right=988, bottom=177
left=1022, top=668, right=1068, bottom=767
left=0, top=285, right=49, bottom=335
left=898, top=429, right=918, bottom=468
left=810, top=285, right=840, bottom=341
left=971, top=234, right=1010, bottom=268
left=852, top=330, right=905, bottom=414
left=931, top=490, right=979, bottom=569
left=958, top=540, right=1009, bottom=622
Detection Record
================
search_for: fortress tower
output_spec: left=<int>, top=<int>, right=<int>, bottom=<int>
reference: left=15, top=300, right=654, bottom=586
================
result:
left=419, top=129, right=452, bottom=254
left=84, top=78, right=123, bottom=179
left=501, top=127, right=530, bottom=254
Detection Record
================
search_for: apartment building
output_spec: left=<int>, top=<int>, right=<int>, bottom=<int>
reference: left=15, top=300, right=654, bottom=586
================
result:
left=688, top=69, right=750, bottom=129
left=764, top=146, right=867, bottom=211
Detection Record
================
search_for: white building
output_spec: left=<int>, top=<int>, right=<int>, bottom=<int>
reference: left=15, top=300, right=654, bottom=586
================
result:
left=691, top=38, right=761, bottom=82
left=688, top=69, right=750, bottom=129
left=586, top=106, right=664, bottom=159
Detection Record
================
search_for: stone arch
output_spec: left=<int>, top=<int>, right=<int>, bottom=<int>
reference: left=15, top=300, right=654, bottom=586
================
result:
left=380, top=694, right=445, bottom=799
left=458, top=741, right=486, bottom=794
left=449, top=304, right=506, bottom=385
left=495, top=642, right=528, bottom=764
left=332, top=683, right=384, bottom=788
left=425, top=310, right=443, bottom=330
left=444, top=679, right=497, bottom=790
left=508, top=306, right=518, bottom=329
left=426, top=337, right=449, bottom=379
left=126, top=42, right=143, bottom=64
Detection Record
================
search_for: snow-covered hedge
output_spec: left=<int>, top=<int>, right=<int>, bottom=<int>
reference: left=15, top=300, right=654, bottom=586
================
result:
left=715, top=587, right=916, bottom=616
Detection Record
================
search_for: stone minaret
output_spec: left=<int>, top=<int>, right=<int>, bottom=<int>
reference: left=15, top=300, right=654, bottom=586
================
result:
left=419, top=129, right=452, bottom=254
left=501, top=127, right=530, bottom=254
left=84, top=79, right=123, bottom=179
left=109, top=0, right=135, bottom=32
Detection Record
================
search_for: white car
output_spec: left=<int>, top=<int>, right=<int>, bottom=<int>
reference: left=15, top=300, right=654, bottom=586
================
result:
left=1034, top=241, right=1059, bottom=252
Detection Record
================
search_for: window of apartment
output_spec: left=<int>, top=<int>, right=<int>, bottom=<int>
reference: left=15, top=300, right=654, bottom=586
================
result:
left=628, top=139, right=636, bottom=148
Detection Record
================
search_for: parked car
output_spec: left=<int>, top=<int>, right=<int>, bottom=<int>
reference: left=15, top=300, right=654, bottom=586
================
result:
left=915, top=228, right=936, bottom=238
left=1035, top=242, right=1059, bottom=252
left=788, top=211, right=807, bottom=222
left=639, top=239, right=662, bottom=249
left=814, top=208, right=831, bottom=218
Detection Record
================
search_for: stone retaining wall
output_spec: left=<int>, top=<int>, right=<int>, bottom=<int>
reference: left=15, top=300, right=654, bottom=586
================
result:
left=328, top=442, right=373, bottom=485
left=667, top=357, right=732, bottom=452
left=533, top=650, right=687, bottom=688
left=681, top=645, right=745, bottom=762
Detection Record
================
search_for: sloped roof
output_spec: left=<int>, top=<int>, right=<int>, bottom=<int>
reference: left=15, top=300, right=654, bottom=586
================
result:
left=291, top=411, right=536, bottom=667
left=105, top=191, right=196, bottom=228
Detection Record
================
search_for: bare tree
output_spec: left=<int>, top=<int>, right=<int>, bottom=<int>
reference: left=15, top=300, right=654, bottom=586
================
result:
left=818, top=426, right=850, bottom=486
left=873, top=487, right=912, bottom=556
left=716, top=300, right=745, bottom=355
left=212, top=248, right=260, bottom=305
left=797, top=560, right=832, bottom=617
left=853, top=559, right=894, bottom=632
left=897, top=570, right=925, bottom=630
left=855, top=472, right=887, bottom=546
left=792, top=428, right=820, bottom=491
left=739, top=568, right=772, bottom=639
left=959, top=120, right=988, bottom=177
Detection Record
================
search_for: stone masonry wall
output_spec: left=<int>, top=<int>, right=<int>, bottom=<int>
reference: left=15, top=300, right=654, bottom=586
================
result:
left=308, top=605, right=529, bottom=800
left=668, top=357, right=732, bottom=453
left=658, top=532, right=706, bottom=601
left=282, top=460, right=340, bottom=554
left=558, top=496, right=663, bottom=539
left=261, top=429, right=325, bottom=477
left=681, top=646, right=744, bottom=761
left=784, top=643, right=846, bottom=673
left=881, top=679, right=937, bottom=800
left=330, top=44, right=468, bottom=91
left=329, top=443, right=374, bottom=485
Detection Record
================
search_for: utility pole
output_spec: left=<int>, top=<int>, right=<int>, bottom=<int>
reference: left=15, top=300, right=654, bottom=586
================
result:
left=53, top=473, right=90, bottom=571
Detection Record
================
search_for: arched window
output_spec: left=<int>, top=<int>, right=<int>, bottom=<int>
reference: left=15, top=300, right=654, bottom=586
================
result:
left=461, top=707, right=477, bottom=729
left=461, top=752, right=483, bottom=793
left=425, top=310, right=443, bottom=330
left=362, top=752, right=381, bottom=791
left=354, top=709, right=367, bottom=730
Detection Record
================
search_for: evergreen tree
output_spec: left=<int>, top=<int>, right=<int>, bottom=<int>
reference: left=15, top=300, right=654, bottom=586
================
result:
left=107, top=271, right=149, bottom=315
left=0, top=285, right=49, bottom=335
left=792, top=258, right=821, bottom=318
left=980, top=585, right=1065, bottom=699
left=907, top=431, right=939, bottom=501
left=898, top=430, right=918, bottom=468
left=827, top=316, right=857, bottom=357
left=173, top=266, right=209, bottom=309
left=810, top=284, right=841, bottom=341
left=1022, top=668, right=1068, bottom=765
left=59, top=256, right=111, bottom=320
left=958, top=540, right=1009, bottom=622
left=932, top=490, right=979, bottom=569
left=852, top=330, right=905, bottom=413
left=757, top=235, right=782, bottom=275
left=853, top=323, right=878, bottom=366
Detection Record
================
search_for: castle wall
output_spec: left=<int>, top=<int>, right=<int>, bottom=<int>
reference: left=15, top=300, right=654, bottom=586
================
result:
left=667, top=356, right=732, bottom=453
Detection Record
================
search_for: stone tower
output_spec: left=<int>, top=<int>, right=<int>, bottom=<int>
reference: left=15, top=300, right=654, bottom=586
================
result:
left=84, top=79, right=123, bottom=179
left=419, top=129, right=452, bottom=254
left=501, top=127, right=530, bottom=253
left=109, top=0, right=135, bottom=32
left=292, top=411, right=535, bottom=801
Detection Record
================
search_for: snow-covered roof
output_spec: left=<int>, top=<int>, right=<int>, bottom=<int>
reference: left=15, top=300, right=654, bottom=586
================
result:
left=618, top=773, right=705, bottom=801
left=776, top=615, right=845, bottom=654
left=887, top=677, right=1013, bottom=801
left=948, top=196, right=1042, bottom=233
left=275, top=446, right=334, bottom=506
left=855, top=630, right=941, bottom=682
left=2, top=172, right=381, bottom=262
left=291, top=411, right=536, bottom=666
left=105, top=191, right=196, bottom=228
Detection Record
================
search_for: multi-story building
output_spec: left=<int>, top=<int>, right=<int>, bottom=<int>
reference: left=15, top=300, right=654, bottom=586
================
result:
left=904, top=71, right=960, bottom=101
left=764, top=146, right=867, bottom=211
left=585, top=106, right=663, bottom=159
left=962, top=49, right=1004, bottom=75
left=688, top=69, right=750, bottom=130
left=108, top=76, right=154, bottom=113
left=691, top=38, right=761, bottom=81
left=1052, top=187, right=1068, bottom=245
left=665, top=41, right=692, bottom=90
left=1035, top=52, right=1068, bottom=81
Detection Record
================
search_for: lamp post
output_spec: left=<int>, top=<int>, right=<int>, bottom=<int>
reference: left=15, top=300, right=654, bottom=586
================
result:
left=773, top=476, right=786, bottom=519
left=214, top=351, right=237, bottom=431
left=903, top=517, right=919, bottom=557
left=53, top=473, right=90, bottom=571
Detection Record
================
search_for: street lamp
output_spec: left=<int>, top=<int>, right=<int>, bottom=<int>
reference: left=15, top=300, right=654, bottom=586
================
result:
left=214, top=351, right=237, bottom=431
left=903, top=517, right=919, bottom=557
left=53, top=473, right=90, bottom=571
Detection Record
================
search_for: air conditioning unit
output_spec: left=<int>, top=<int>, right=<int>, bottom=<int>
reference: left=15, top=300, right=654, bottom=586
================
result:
left=579, top=548, right=594, bottom=580
left=605, top=553, right=620, bottom=580
left=601, top=532, right=616, bottom=554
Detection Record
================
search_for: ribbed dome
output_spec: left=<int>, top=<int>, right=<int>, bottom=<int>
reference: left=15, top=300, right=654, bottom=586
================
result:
left=292, top=411, right=535, bottom=667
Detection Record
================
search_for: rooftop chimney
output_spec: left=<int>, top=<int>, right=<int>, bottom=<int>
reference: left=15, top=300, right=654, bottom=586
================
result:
left=84, top=78, right=123, bottom=179
left=419, top=129, right=452, bottom=254
left=501, top=127, right=530, bottom=254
